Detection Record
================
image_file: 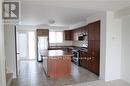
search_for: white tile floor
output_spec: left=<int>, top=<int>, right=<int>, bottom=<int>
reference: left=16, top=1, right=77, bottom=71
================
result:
left=11, top=60, right=99, bottom=86
left=11, top=60, right=130, bottom=86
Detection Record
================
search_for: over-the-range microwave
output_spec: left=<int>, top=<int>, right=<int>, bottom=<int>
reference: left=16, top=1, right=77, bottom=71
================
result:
left=78, top=36, right=84, bottom=41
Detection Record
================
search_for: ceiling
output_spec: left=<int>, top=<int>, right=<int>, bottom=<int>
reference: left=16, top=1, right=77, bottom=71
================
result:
left=20, top=0, right=130, bottom=26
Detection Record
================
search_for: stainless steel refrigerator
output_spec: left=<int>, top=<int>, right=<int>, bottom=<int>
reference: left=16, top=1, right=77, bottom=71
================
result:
left=37, top=36, right=48, bottom=62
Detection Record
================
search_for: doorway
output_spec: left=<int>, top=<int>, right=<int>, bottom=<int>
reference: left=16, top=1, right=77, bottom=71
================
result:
left=17, top=31, right=36, bottom=60
left=16, top=30, right=36, bottom=75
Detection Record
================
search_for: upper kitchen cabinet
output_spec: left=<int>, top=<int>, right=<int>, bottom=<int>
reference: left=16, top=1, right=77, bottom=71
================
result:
left=37, top=29, right=49, bottom=36
left=88, top=22, right=95, bottom=40
left=88, top=21, right=100, bottom=41
left=64, top=30, right=73, bottom=41
left=94, top=21, right=100, bottom=40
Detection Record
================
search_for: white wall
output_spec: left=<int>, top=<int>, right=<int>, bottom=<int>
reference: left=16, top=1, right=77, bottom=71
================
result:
left=0, top=24, right=6, bottom=86
left=115, top=6, right=130, bottom=19
left=121, top=17, right=130, bottom=83
left=0, top=0, right=6, bottom=86
left=105, top=12, right=122, bottom=81
left=4, top=24, right=17, bottom=78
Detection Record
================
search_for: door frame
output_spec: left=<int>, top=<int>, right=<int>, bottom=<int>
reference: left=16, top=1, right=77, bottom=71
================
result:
left=15, top=28, right=37, bottom=75
left=17, top=31, right=29, bottom=60
left=0, top=0, right=6, bottom=86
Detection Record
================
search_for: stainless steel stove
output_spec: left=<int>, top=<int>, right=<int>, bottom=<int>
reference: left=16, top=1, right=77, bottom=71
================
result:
left=72, top=47, right=88, bottom=66
left=72, top=48, right=80, bottom=65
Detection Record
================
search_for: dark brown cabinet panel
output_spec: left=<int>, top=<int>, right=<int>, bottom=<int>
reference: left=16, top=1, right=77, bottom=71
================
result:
left=88, top=21, right=100, bottom=41
left=79, top=51, right=88, bottom=68
left=64, top=30, right=73, bottom=41
left=37, top=29, right=49, bottom=36
left=88, top=23, right=95, bottom=40
left=94, top=21, right=100, bottom=40
left=79, top=21, right=100, bottom=75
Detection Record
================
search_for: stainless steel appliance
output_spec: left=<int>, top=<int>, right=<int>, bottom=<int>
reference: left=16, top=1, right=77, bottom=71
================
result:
left=72, top=47, right=88, bottom=66
left=72, top=49, right=80, bottom=65
left=38, top=37, right=48, bottom=62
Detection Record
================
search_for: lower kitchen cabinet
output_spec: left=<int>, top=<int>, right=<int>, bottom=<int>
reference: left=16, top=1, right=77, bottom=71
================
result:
left=79, top=51, right=87, bottom=68
left=80, top=50, right=99, bottom=75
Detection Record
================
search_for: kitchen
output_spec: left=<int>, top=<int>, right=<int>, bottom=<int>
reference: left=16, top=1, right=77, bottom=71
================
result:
left=37, top=20, right=100, bottom=79
left=3, top=0, right=130, bottom=86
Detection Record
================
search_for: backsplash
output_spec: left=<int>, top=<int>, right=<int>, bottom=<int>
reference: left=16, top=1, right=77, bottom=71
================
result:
left=50, top=41, right=73, bottom=46
left=50, top=40, right=88, bottom=47
left=73, top=40, right=88, bottom=47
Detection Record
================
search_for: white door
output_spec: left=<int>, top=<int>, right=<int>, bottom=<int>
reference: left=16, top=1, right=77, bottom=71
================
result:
left=18, top=32, right=28, bottom=60
left=16, top=31, right=36, bottom=75
left=28, top=31, right=36, bottom=60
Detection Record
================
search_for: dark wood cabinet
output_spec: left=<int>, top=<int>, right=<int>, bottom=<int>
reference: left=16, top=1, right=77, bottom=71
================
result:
left=37, top=29, right=49, bottom=36
left=72, top=26, right=88, bottom=41
left=79, top=21, right=100, bottom=75
left=63, top=21, right=100, bottom=75
left=88, top=23, right=95, bottom=40
left=94, top=21, right=100, bottom=40
left=64, top=30, right=73, bottom=41
left=88, top=21, right=100, bottom=41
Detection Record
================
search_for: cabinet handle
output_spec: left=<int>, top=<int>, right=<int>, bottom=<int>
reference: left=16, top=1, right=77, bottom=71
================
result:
left=87, top=57, right=92, bottom=61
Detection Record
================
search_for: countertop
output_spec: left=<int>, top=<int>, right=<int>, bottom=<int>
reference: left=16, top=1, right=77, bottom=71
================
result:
left=49, top=46, right=87, bottom=50
left=41, top=50, right=72, bottom=57
left=49, top=46, right=74, bottom=49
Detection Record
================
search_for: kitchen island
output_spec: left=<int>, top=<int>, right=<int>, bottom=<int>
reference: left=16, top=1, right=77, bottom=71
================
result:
left=42, top=50, right=72, bottom=78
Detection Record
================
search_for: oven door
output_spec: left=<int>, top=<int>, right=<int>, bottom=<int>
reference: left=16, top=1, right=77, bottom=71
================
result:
left=72, top=51, right=79, bottom=65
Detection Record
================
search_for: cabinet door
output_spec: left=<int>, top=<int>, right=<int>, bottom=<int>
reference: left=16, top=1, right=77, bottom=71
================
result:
left=88, top=21, right=100, bottom=41
left=37, top=29, right=49, bottom=36
left=91, top=56, right=99, bottom=75
left=80, top=51, right=85, bottom=66
left=94, top=21, right=100, bottom=40
left=88, top=40, right=95, bottom=51
left=94, top=41, right=100, bottom=75
left=64, top=30, right=73, bottom=40
left=80, top=51, right=88, bottom=67
left=88, top=40, right=100, bottom=74
left=64, top=30, right=70, bottom=40
left=85, top=51, right=91, bottom=70
left=88, top=23, right=95, bottom=40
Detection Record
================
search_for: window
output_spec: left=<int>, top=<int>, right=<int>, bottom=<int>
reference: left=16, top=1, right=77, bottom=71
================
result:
left=49, top=31, right=63, bottom=43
